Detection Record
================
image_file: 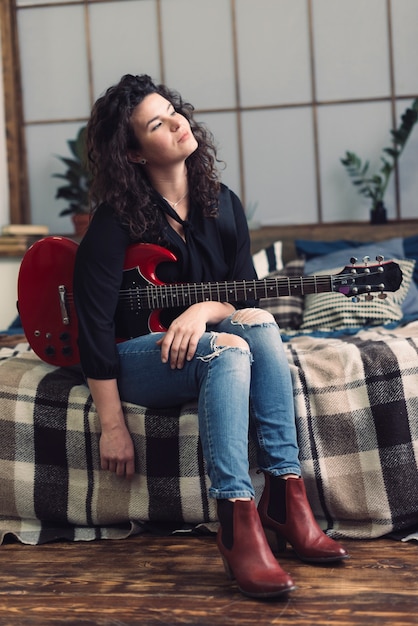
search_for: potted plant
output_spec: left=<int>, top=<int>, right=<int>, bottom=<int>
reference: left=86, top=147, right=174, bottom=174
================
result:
left=341, top=98, right=418, bottom=224
left=53, top=125, right=91, bottom=237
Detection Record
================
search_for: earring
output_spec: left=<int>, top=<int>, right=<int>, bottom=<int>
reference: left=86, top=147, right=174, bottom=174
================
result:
left=139, top=158, right=147, bottom=165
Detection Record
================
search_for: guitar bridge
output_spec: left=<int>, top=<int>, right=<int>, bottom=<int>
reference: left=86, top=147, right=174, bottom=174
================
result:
left=58, top=285, right=70, bottom=325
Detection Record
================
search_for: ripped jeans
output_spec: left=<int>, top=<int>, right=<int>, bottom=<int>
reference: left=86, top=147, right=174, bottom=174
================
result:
left=117, top=309, right=301, bottom=500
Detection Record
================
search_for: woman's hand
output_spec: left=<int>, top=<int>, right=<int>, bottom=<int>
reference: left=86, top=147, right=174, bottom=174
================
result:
left=87, top=378, right=135, bottom=479
left=157, top=301, right=235, bottom=369
left=99, top=422, right=135, bottom=478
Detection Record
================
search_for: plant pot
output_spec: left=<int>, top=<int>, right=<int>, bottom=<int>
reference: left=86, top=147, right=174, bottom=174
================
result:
left=370, top=202, right=387, bottom=225
left=72, top=213, right=90, bottom=238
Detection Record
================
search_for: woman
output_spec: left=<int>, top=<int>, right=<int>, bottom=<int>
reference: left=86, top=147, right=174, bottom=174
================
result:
left=74, top=74, right=348, bottom=599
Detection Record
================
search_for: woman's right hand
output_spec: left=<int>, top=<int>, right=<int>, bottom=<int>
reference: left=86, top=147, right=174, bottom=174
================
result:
left=99, top=422, right=135, bottom=478
left=87, top=377, right=136, bottom=479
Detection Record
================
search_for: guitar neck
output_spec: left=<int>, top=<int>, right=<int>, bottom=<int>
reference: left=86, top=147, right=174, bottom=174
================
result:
left=139, top=275, right=333, bottom=310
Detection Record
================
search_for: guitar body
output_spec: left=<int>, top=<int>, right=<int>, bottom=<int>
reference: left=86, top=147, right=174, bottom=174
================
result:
left=18, top=237, right=80, bottom=367
left=114, top=243, right=177, bottom=340
left=18, top=237, right=176, bottom=367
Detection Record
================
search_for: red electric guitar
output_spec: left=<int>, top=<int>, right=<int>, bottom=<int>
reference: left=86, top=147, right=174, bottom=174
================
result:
left=17, top=236, right=403, bottom=367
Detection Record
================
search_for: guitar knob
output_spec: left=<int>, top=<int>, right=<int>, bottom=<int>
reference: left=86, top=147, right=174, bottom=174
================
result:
left=61, top=346, right=73, bottom=356
left=60, top=332, right=70, bottom=341
left=45, top=346, right=56, bottom=356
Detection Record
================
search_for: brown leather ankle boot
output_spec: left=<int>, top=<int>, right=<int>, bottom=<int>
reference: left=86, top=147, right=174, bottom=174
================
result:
left=216, top=499, right=296, bottom=598
left=258, top=474, right=349, bottom=563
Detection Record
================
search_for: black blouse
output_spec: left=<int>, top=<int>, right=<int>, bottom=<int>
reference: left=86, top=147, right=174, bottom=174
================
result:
left=73, top=184, right=257, bottom=379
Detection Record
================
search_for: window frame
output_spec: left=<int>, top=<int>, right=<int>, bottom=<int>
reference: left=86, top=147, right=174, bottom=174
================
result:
left=1, top=0, right=29, bottom=224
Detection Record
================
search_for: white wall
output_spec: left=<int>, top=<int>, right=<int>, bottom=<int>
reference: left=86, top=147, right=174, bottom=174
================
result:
left=2, top=0, right=418, bottom=234
left=0, top=259, right=20, bottom=329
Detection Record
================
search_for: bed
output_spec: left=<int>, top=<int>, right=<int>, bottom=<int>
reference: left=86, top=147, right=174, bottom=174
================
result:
left=1, top=225, right=418, bottom=545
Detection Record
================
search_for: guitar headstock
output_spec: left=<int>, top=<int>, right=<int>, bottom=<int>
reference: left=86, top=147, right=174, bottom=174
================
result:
left=332, top=256, right=403, bottom=301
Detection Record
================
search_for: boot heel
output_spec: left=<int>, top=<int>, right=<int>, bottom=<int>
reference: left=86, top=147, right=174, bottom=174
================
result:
left=263, top=527, right=287, bottom=554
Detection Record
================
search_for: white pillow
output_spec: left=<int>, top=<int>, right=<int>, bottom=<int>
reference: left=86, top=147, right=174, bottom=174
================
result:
left=252, top=241, right=283, bottom=279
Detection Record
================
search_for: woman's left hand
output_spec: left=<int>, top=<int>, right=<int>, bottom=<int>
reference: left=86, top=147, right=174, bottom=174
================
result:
left=156, top=301, right=235, bottom=369
left=157, top=304, right=207, bottom=369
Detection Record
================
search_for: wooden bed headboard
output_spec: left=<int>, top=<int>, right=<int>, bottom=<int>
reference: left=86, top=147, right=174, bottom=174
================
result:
left=250, top=219, right=418, bottom=264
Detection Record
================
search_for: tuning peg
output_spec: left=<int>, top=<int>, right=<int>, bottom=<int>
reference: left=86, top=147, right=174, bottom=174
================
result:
left=364, top=286, right=373, bottom=301
left=378, top=292, right=387, bottom=300
left=362, top=256, right=370, bottom=265
left=351, top=296, right=360, bottom=303
left=350, top=257, right=358, bottom=265
left=376, top=255, right=385, bottom=263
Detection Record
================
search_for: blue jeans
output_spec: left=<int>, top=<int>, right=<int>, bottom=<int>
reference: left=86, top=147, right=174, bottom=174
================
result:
left=117, top=310, right=301, bottom=499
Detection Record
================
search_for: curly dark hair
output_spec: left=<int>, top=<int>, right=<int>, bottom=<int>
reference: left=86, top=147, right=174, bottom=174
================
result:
left=86, top=74, right=221, bottom=240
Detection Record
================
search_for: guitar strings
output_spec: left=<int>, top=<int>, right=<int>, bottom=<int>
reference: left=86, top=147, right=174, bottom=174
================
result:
left=63, top=270, right=382, bottom=307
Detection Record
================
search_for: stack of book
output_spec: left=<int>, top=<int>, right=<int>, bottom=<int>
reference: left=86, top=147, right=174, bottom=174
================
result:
left=0, top=225, right=49, bottom=255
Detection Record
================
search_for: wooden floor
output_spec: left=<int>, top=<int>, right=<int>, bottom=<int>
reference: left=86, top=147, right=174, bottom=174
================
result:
left=0, top=533, right=417, bottom=626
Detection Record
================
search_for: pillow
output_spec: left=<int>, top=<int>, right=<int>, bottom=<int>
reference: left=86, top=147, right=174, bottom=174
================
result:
left=300, top=258, right=414, bottom=331
left=295, top=239, right=364, bottom=260
left=252, top=241, right=283, bottom=279
left=403, top=234, right=418, bottom=286
left=259, top=258, right=305, bottom=329
left=304, top=237, right=405, bottom=275
left=399, top=235, right=418, bottom=317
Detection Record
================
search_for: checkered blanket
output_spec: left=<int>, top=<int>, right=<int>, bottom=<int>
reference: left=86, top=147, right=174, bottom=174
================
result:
left=0, top=349, right=220, bottom=544
left=1, top=323, right=418, bottom=544
left=287, top=321, right=418, bottom=540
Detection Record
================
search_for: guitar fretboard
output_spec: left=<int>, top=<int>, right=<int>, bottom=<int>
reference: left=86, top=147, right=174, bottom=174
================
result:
left=122, top=275, right=336, bottom=311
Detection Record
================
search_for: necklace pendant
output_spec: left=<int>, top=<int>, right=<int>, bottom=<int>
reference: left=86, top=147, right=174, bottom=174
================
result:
left=163, top=190, right=189, bottom=209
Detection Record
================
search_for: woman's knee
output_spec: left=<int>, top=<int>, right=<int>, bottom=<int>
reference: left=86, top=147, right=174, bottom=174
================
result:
left=231, top=308, right=276, bottom=326
left=215, top=332, right=249, bottom=351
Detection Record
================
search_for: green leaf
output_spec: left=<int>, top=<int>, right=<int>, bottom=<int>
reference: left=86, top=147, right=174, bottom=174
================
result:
left=380, top=160, right=392, bottom=178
